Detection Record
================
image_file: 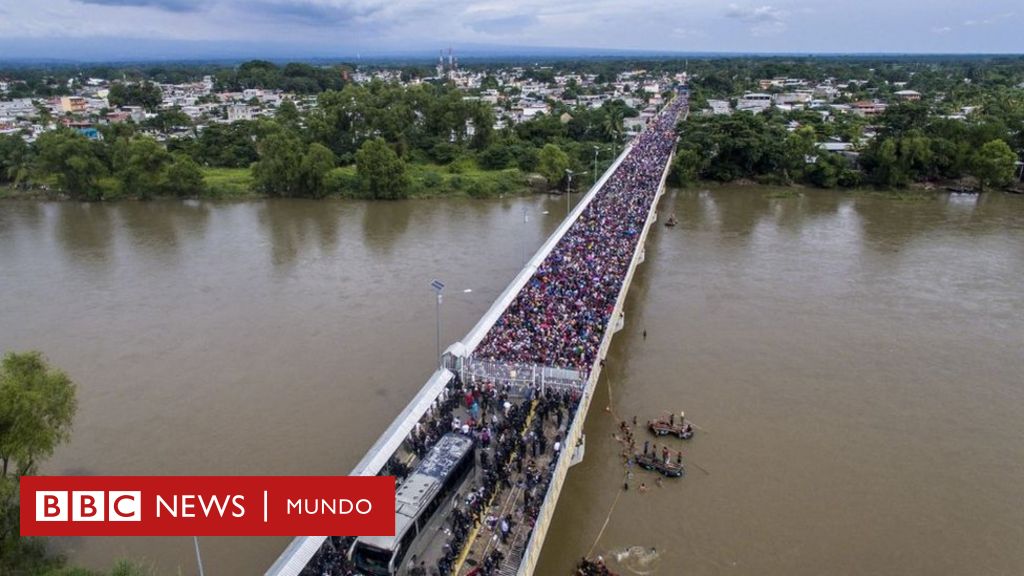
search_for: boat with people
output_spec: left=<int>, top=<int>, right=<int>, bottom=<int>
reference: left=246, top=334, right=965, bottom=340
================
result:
left=664, top=213, right=678, bottom=227
left=575, top=557, right=619, bottom=576
left=647, top=411, right=693, bottom=439
left=635, top=450, right=685, bottom=478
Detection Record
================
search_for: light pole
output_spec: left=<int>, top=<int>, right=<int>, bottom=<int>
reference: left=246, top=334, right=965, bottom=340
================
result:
left=593, top=145, right=600, bottom=186
left=564, top=169, right=587, bottom=217
left=193, top=536, right=205, bottom=576
left=430, top=279, right=445, bottom=368
left=521, top=207, right=528, bottom=265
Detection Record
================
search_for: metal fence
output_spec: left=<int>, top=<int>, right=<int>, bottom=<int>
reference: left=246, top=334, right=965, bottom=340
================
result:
left=461, top=357, right=588, bottom=396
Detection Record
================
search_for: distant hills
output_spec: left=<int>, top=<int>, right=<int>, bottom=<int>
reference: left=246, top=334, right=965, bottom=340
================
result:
left=0, top=36, right=1019, bottom=67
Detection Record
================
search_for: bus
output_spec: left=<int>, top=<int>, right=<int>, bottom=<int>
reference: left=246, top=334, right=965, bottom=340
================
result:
left=350, top=433, right=476, bottom=575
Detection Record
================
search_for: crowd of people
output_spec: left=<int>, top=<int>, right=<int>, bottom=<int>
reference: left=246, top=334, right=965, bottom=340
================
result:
left=304, top=93, right=686, bottom=576
left=475, top=94, right=688, bottom=372
left=434, top=380, right=580, bottom=576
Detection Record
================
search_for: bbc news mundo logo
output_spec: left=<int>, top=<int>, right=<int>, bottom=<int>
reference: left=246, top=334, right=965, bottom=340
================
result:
left=36, top=491, right=142, bottom=522
left=21, top=476, right=395, bottom=537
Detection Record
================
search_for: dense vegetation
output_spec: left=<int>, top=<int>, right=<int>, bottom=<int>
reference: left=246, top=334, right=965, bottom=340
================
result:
left=0, top=351, right=151, bottom=576
left=671, top=99, right=1022, bottom=190
left=1, top=74, right=633, bottom=200
left=3, top=56, right=1024, bottom=199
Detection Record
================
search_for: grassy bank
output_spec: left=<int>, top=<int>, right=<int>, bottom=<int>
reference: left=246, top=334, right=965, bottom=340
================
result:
left=404, top=163, right=533, bottom=198
left=201, top=167, right=258, bottom=199
left=681, top=180, right=996, bottom=202
left=2, top=163, right=536, bottom=201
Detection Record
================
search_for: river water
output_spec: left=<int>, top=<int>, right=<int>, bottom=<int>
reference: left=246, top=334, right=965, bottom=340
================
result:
left=1, top=189, right=1022, bottom=575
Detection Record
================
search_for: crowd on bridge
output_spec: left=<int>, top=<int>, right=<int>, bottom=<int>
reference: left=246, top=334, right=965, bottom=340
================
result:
left=475, top=94, right=687, bottom=372
left=303, top=93, right=686, bottom=576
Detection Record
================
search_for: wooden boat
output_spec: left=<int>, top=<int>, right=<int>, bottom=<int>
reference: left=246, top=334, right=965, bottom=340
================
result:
left=635, top=451, right=685, bottom=478
left=664, top=213, right=678, bottom=227
left=945, top=185, right=979, bottom=194
left=575, top=557, right=619, bottom=576
left=647, top=413, right=694, bottom=439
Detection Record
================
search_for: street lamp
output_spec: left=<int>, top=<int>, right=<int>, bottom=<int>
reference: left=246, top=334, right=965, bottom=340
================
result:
left=521, top=207, right=529, bottom=265
left=430, top=279, right=445, bottom=368
left=592, top=145, right=600, bottom=186
left=193, top=536, right=205, bottom=576
left=564, top=169, right=587, bottom=217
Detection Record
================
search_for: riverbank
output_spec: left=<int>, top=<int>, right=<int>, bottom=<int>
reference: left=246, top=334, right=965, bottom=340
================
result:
left=683, top=180, right=1023, bottom=201
left=1, top=163, right=540, bottom=202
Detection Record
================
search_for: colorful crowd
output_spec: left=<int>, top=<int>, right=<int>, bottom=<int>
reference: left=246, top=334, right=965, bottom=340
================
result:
left=305, top=92, right=686, bottom=576
left=475, top=94, right=688, bottom=372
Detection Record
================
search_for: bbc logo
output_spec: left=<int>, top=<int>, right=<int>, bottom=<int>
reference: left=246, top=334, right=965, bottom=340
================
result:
left=36, top=491, right=142, bottom=522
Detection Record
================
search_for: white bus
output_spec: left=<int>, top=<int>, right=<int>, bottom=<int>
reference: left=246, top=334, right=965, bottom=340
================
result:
left=350, top=433, right=476, bottom=575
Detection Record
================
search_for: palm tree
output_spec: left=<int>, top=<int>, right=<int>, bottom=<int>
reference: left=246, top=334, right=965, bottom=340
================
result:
left=601, top=108, right=624, bottom=145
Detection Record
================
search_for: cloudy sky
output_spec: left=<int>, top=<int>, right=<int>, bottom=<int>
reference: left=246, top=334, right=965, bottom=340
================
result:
left=0, top=0, right=1021, bottom=60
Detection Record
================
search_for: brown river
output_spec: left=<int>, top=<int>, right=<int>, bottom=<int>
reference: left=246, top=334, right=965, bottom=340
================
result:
left=1, top=188, right=1022, bottom=575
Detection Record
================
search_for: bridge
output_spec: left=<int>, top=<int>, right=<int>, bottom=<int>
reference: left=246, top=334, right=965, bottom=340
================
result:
left=267, top=90, right=688, bottom=576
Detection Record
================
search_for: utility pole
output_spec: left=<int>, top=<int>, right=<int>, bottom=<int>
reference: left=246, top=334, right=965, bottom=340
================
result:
left=193, top=536, right=205, bottom=576
left=430, top=279, right=445, bottom=368
left=521, top=207, right=528, bottom=265
left=593, top=145, right=600, bottom=186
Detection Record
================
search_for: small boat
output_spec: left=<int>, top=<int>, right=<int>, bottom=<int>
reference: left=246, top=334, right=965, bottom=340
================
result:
left=664, top=213, right=678, bottom=227
left=635, top=451, right=685, bottom=478
left=946, top=185, right=979, bottom=194
left=575, top=557, right=619, bottom=576
left=647, top=412, right=694, bottom=440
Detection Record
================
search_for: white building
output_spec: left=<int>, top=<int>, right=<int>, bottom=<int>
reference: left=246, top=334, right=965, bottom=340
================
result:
left=707, top=99, right=731, bottom=115
left=737, top=93, right=772, bottom=113
left=227, top=104, right=256, bottom=122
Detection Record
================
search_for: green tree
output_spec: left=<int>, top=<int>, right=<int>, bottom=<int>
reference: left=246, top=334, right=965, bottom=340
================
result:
left=356, top=137, right=409, bottom=200
left=970, top=139, right=1017, bottom=190
left=537, top=143, right=570, bottom=188
left=670, top=148, right=705, bottom=186
left=162, top=155, right=205, bottom=197
left=193, top=122, right=261, bottom=168
left=0, top=351, right=77, bottom=568
left=252, top=132, right=304, bottom=196
left=34, top=131, right=107, bottom=200
left=275, top=100, right=300, bottom=127
left=112, top=137, right=173, bottom=199
left=107, top=81, right=162, bottom=111
left=870, top=138, right=909, bottom=188
left=299, top=143, right=336, bottom=199
left=144, top=107, right=191, bottom=132
left=0, top=134, right=32, bottom=185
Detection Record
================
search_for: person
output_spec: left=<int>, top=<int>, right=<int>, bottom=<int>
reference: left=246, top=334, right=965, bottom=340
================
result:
left=639, top=482, right=647, bottom=492
left=643, top=440, right=649, bottom=455
left=643, top=329, right=647, bottom=340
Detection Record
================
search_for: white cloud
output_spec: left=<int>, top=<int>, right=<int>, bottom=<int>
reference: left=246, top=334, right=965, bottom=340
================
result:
left=724, top=3, right=786, bottom=36
left=963, top=12, right=1015, bottom=26
left=0, top=0, right=1022, bottom=56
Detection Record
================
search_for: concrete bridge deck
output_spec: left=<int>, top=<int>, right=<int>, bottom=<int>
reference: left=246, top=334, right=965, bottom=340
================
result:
left=267, top=90, right=688, bottom=576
